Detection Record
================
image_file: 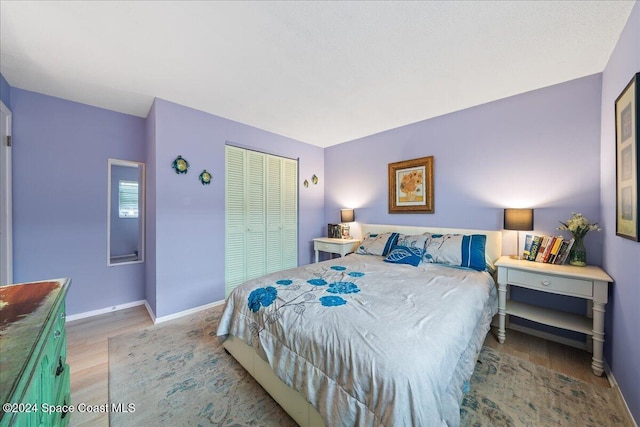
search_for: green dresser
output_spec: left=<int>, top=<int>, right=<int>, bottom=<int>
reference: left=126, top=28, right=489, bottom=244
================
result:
left=0, top=278, right=71, bottom=427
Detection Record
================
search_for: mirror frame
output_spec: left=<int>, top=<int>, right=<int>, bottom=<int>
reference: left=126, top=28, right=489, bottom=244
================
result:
left=107, top=158, right=145, bottom=266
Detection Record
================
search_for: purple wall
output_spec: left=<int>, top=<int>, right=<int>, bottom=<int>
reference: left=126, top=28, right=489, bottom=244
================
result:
left=150, top=98, right=325, bottom=318
left=5, top=86, right=324, bottom=319
left=600, top=1, right=640, bottom=422
left=10, top=88, right=147, bottom=315
left=324, top=75, right=604, bottom=339
left=325, top=74, right=603, bottom=262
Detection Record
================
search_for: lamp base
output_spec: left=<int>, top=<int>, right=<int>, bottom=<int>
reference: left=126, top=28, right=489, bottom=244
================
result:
left=340, top=223, right=350, bottom=239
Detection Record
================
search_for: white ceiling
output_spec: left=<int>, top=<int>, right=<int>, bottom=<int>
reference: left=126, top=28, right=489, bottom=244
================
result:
left=0, top=1, right=635, bottom=147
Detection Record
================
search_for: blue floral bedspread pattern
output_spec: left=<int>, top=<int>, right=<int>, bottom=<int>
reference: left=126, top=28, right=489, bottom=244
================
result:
left=246, top=265, right=365, bottom=339
left=217, top=254, right=497, bottom=427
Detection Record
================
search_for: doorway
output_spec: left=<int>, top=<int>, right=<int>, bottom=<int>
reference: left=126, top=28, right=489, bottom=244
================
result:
left=0, top=101, right=12, bottom=285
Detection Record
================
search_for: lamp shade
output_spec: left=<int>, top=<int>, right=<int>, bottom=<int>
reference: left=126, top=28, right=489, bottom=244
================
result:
left=340, top=209, right=355, bottom=223
left=504, top=208, right=534, bottom=231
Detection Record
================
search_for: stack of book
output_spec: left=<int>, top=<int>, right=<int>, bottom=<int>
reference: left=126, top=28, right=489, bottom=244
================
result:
left=522, top=235, right=574, bottom=264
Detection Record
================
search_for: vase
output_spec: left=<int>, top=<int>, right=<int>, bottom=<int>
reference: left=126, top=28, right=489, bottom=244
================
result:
left=569, top=236, right=587, bottom=267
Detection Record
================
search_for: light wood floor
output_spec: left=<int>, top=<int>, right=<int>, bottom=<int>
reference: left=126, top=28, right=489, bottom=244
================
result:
left=66, top=305, right=611, bottom=427
left=66, top=305, right=153, bottom=427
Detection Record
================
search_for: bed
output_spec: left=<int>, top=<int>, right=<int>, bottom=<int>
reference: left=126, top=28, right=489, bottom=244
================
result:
left=217, top=224, right=501, bottom=426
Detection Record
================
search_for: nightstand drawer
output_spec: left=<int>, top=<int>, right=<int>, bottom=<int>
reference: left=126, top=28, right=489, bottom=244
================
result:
left=314, top=241, right=336, bottom=252
left=507, top=269, right=593, bottom=298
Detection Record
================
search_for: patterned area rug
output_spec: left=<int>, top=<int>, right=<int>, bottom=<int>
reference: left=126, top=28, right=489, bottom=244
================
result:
left=108, top=304, right=296, bottom=427
left=108, top=304, right=632, bottom=426
left=461, top=347, right=632, bottom=426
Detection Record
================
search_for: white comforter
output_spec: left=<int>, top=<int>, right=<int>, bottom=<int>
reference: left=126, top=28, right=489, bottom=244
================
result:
left=217, top=254, right=497, bottom=426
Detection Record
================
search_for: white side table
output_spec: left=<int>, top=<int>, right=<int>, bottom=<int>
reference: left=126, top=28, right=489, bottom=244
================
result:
left=313, top=238, right=360, bottom=263
left=495, top=256, right=612, bottom=376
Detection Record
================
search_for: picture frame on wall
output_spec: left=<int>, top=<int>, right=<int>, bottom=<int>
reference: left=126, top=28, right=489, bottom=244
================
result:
left=388, top=156, right=434, bottom=214
left=615, top=72, right=639, bottom=241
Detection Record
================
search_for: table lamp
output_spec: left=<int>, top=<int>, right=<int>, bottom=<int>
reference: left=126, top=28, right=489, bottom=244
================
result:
left=504, top=208, right=534, bottom=259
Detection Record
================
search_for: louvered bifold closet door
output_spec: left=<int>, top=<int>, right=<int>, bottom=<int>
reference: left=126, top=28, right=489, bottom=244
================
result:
left=225, top=146, right=298, bottom=297
left=225, top=146, right=247, bottom=296
left=282, top=158, right=298, bottom=269
left=265, top=155, right=283, bottom=274
left=245, top=150, right=266, bottom=281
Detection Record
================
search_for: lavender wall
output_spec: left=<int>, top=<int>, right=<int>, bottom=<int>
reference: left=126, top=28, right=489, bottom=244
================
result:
left=150, top=98, right=325, bottom=318
left=5, top=86, right=324, bottom=318
left=325, top=74, right=603, bottom=262
left=325, top=75, right=604, bottom=338
left=600, top=1, right=640, bottom=422
left=10, top=88, right=147, bottom=315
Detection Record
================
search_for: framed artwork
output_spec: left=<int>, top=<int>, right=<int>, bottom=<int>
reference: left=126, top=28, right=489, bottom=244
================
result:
left=615, top=72, right=639, bottom=241
left=327, top=223, right=342, bottom=238
left=388, top=156, right=434, bottom=213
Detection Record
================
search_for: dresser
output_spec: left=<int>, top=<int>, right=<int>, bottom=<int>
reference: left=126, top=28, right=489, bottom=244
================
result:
left=0, top=278, right=71, bottom=426
left=495, top=257, right=612, bottom=376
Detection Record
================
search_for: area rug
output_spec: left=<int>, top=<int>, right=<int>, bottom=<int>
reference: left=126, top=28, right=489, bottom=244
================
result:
left=109, top=304, right=632, bottom=426
left=460, top=347, right=632, bottom=426
left=108, top=304, right=296, bottom=427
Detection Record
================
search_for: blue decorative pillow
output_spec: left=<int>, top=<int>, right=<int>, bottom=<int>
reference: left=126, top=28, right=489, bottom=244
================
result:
left=384, top=244, right=424, bottom=267
left=423, top=234, right=487, bottom=271
left=356, top=232, right=400, bottom=256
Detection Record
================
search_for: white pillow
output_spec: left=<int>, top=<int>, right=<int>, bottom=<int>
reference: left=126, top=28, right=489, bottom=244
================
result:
left=423, top=233, right=487, bottom=271
left=396, top=233, right=429, bottom=250
left=355, top=232, right=400, bottom=256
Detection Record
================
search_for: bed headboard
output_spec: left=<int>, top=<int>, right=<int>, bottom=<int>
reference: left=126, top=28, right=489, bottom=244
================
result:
left=358, top=223, right=502, bottom=269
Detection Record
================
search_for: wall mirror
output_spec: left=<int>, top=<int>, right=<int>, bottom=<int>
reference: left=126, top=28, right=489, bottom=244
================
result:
left=107, top=159, right=145, bottom=266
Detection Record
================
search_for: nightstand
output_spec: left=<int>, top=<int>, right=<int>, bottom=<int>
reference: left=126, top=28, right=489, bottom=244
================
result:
left=495, top=256, right=612, bottom=376
left=313, top=238, right=360, bottom=263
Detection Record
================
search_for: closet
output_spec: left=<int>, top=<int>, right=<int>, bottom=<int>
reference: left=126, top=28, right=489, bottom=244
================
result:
left=225, top=145, right=298, bottom=297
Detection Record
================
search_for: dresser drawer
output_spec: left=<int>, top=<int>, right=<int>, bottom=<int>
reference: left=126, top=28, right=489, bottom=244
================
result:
left=47, top=302, right=68, bottom=374
left=54, top=366, right=71, bottom=427
left=507, top=269, right=593, bottom=298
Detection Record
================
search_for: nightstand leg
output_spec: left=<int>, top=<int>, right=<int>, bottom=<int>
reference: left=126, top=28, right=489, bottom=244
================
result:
left=315, top=249, right=319, bottom=263
left=591, top=301, right=606, bottom=376
left=497, top=282, right=507, bottom=344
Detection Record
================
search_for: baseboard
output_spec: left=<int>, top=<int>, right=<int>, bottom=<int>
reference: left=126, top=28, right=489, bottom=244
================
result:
left=65, top=298, right=227, bottom=325
left=605, top=362, right=638, bottom=427
left=153, top=299, right=226, bottom=324
left=65, top=299, right=147, bottom=322
left=144, top=300, right=156, bottom=324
